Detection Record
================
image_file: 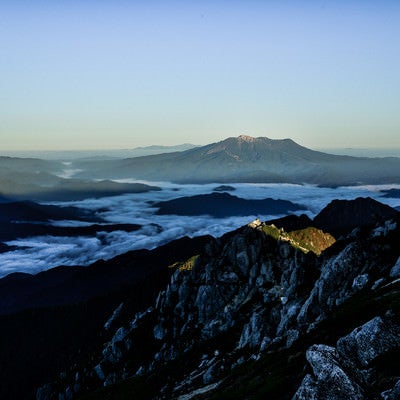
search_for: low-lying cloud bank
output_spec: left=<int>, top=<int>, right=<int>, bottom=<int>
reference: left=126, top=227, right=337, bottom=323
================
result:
left=0, top=183, right=399, bottom=277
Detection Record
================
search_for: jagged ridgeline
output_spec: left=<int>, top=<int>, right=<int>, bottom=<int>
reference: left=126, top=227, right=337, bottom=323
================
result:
left=35, top=198, right=400, bottom=400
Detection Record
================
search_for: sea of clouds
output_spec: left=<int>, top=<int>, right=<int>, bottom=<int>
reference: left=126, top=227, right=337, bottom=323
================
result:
left=1, top=182, right=399, bottom=277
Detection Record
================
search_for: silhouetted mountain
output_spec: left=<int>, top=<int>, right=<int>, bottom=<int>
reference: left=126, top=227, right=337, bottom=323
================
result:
left=0, top=235, right=211, bottom=400
left=0, top=201, right=144, bottom=249
left=34, top=180, right=161, bottom=201
left=314, top=197, right=399, bottom=238
left=73, top=135, right=400, bottom=185
left=1, top=177, right=160, bottom=201
left=212, top=185, right=236, bottom=192
left=0, top=200, right=111, bottom=243
left=268, top=198, right=400, bottom=250
left=381, top=188, right=400, bottom=198
left=267, top=213, right=314, bottom=232
left=0, top=235, right=212, bottom=316
left=154, top=192, right=305, bottom=217
left=0, top=243, right=13, bottom=254
left=0, top=201, right=99, bottom=223
left=0, top=221, right=142, bottom=242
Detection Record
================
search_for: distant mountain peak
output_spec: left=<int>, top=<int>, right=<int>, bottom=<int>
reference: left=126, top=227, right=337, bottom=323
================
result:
left=74, top=135, right=400, bottom=185
left=235, top=135, right=295, bottom=144
left=237, top=134, right=257, bottom=142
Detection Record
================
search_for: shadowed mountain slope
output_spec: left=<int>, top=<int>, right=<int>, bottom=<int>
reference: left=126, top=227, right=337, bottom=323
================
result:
left=17, top=198, right=397, bottom=400
left=0, top=235, right=212, bottom=400
left=314, top=197, right=399, bottom=238
left=73, top=135, right=400, bottom=185
left=0, top=201, right=98, bottom=223
left=154, top=192, right=305, bottom=217
left=0, top=198, right=399, bottom=399
left=0, top=156, right=160, bottom=201
left=0, top=201, right=142, bottom=243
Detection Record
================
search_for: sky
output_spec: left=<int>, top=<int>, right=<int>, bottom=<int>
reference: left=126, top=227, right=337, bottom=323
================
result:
left=1, top=0, right=400, bottom=151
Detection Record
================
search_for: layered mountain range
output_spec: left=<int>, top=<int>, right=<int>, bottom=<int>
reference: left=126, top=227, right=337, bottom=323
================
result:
left=2, top=136, right=400, bottom=400
left=74, top=135, right=400, bottom=186
left=2, top=136, right=400, bottom=202
left=0, top=156, right=160, bottom=201
left=2, top=197, right=400, bottom=399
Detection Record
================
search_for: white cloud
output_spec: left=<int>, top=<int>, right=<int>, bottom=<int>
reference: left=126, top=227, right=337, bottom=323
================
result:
left=0, top=183, right=399, bottom=277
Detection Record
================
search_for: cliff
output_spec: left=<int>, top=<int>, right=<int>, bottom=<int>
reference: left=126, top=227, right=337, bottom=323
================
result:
left=35, top=199, right=400, bottom=400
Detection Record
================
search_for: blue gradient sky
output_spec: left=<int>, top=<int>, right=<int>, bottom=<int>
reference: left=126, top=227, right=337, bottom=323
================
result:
left=1, top=1, right=399, bottom=150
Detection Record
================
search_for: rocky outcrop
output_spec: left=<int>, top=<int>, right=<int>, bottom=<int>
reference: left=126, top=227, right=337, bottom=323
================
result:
left=294, top=315, right=400, bottom=400
left=293, top=344, right=364, bottom=400
left=36, top=200, right=400, bottom=400
left=89, top=223, right=314, bottom=392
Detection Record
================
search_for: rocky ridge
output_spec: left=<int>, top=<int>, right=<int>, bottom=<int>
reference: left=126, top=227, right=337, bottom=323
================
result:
left=37, top=198, right=400, bottom=400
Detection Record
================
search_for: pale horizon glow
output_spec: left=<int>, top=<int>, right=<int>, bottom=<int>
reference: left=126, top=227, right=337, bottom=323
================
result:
left=1, top=1, right=400, bottom=151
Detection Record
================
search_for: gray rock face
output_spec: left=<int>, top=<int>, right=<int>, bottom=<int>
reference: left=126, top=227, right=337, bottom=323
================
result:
left=352, top=274, right=369, bottom=291
left=102, top=326, right=132, bottom=364
left=297, top=241, right=374, bottom=327
left=294, top=316, right=400, bottom=400
left=44, top=212, right=400, bottom=400
left=99, top=220, right=396, bottom=395
left=238, top=310, right=269, bottom=349
left=337, top=316, right=400, bottom=368
left=389, top=256, right=400, bottom=278
left=294, top=344, right=364, bottom=400
left=104, top=302, right=124, bottom=331
left=85, top=224, right=319, bottom=392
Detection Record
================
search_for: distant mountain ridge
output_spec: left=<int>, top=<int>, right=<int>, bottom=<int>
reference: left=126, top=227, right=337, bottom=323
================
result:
left=2, top=136, right=400, bottom=202
left=132, top=143, right=198, bottom=153
left=2, top=136, right=400, bottom=189
left=0, top=154, right=160, bottom=200
left=74, top=135, right=400, bottom=186
left=154, top=192, right=305, bottom=217
left=0, top=144, right=198, bottom=160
